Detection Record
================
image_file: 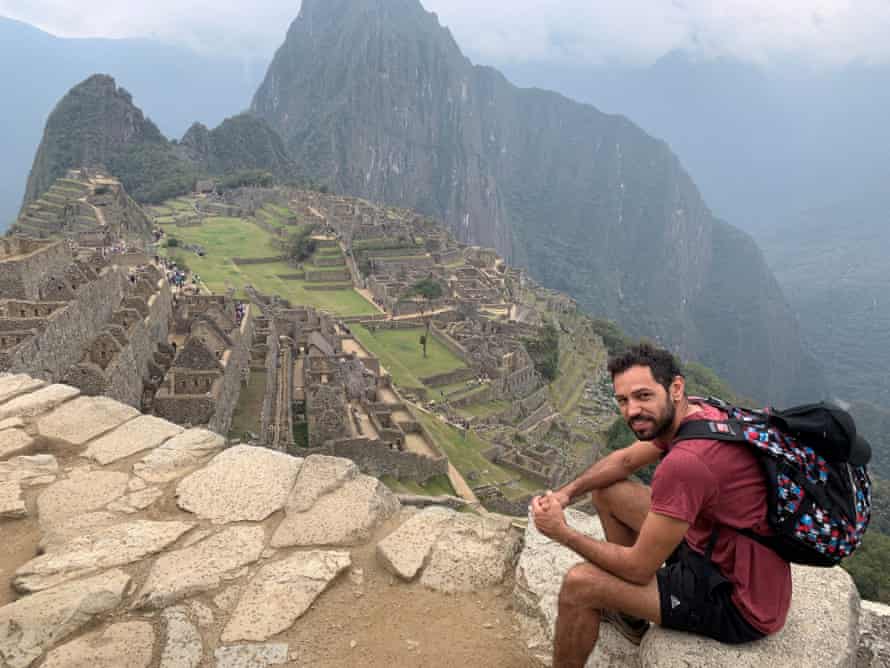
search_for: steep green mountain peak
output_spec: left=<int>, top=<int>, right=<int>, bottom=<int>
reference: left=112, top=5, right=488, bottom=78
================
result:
left=250, top=0, right=825, bottom=405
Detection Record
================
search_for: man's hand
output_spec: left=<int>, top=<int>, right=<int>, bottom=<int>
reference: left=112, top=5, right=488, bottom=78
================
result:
left=531, top=492, right=570, bottom=543
left=549, top=488, right=571, bottom=509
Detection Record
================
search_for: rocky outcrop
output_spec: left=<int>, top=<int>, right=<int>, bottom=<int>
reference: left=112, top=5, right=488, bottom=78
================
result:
left=221, top=550, right=351, bottom=642
left=271, top=455, right=400, bottom=547
left=858, top=601, right=890, bottom=667
left=377, top=506, right=522, bottom=593
left=0, top=570, right=131, bottom=668
left=251, top=0, right=825, bottom=404
left=515, top=509, right=864, bottom=667
left=175, top=445, right=302, bottom=523
left=41, top=621, right=155, bottom=668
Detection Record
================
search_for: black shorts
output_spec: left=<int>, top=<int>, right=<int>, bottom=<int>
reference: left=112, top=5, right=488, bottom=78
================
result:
left=656, top=543, right=765, bottom=645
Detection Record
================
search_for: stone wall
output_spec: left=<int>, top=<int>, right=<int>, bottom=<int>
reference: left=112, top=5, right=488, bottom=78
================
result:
left=102, top=280, right=173, bottom=407
left=259, top=327, right=280, bottom=445
left=420, top=367, right=476, bottom=388
left=0, top=239, right=72, bottom=301
left=328, top=438, right=448, bottom=483
left=305, top=268, right=350, bottom=282
left=207, top=305, right=254, bottom=435
left=517, top=401, right=556, bottom=432
left=429, top=325, right=470, bottom=363
left=231, top=256, right=286, bottom=266
left=1, top=267, right=128, bottom=379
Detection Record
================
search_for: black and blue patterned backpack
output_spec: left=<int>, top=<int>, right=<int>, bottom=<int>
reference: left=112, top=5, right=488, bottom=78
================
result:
left=674, top=397, right=872, bottom=567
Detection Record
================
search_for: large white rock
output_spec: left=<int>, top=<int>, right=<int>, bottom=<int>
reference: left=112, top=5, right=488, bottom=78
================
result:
left=0, top=384, right=79, bottom=421
left=214, top=644, right=289, bottom=668
left=271, top=456, right=399, bottom=547
left=377, top=506, right=520, bottom=592
left=0, top=569, right=130, bottom=668
left=0, top=455, right=59, bottom=485
left=160, top=607, right=203, bottom=668
left=377, top=506, right=454, bottom=580
left=40, top=621, right=154, bottom=668
left=221, top=550, right=351, bottom=642
left=513, top=509, right=641, bottom=667
left=134, top=525, right=266, bottom=609
left=858, top=600, right=890, bottom=667
left=133, top=428, right=224, bottom=483
left=82, top=415, right=183, bottom=465
left=419, top=511, right=522, bottom=593
left=285, top=454, right=357, bottom=512
left=0, top=480, right=25, bottom=519
left=639, top=565, right=860, bottom=668
left=176, top=445, right=302, bottom=524
left=14, top=519, right=194, bottom=593
left=36, top=396, right=140, bottom=446
left=38, top=512, right=121, bottom=552
left=0, top=375, right=46, bottom=405
left=0, top=429, right=34, bottom=460
left=36, top=469, right=128, bottom=528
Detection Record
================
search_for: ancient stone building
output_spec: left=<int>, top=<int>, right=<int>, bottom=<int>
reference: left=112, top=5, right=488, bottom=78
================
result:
left=152, top=295, right=253, bottom=435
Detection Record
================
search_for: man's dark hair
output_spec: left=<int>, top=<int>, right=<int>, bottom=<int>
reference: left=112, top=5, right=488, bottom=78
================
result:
left=607, top=341, right=684, bottom=391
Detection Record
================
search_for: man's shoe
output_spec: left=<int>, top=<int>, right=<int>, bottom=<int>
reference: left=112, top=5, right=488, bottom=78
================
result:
left=601, top=609, right=650, bottom=645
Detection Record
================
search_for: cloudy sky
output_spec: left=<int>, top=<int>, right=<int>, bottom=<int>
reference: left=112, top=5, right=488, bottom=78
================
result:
left=2, top=0, right=890, bottom=67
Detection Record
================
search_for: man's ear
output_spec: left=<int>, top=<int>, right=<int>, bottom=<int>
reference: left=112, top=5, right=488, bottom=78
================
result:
left=670, top=375, right=685, bottom=402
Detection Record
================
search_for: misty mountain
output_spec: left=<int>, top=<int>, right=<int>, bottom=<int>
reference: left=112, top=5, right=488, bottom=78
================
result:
left=496, top=52, right=890, bottom=232
left=757, top=194, right=890, bottom=407
left=251, top=0, right=825, bottom=405
left=0, top=16, right=268, bottom=229
left=21, top=74, right=295, bottom=209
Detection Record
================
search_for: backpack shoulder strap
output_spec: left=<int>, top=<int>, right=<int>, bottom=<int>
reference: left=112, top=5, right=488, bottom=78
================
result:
left=674, top=419, right=748, bottom=444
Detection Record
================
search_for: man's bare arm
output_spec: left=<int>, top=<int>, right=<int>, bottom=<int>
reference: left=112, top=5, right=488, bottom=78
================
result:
left=556, top=511, right=688, bottom=584
left=556, top=440, right=662, bottom=504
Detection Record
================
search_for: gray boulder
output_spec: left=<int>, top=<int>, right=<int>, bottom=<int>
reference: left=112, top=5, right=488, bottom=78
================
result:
left=640, top=565, right=860, bottom=667
left=856, top=600, right=890, bottom=667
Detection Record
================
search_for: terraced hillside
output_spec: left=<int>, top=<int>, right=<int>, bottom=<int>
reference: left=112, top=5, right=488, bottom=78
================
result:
left=10, top=171, right=152, bottom=245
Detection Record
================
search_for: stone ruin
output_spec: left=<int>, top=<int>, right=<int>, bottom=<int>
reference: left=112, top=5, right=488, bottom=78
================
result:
left=10, top=170, right=153, bottom=248
left=243, top=290, right=449, bottom=486
left=151, top=295, right=253, bottom=435
left=0, top=237, right=173, bottom=412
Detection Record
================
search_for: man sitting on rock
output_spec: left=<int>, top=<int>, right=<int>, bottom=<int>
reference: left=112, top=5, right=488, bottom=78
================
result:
left=531, top=342, right=790, bottom=668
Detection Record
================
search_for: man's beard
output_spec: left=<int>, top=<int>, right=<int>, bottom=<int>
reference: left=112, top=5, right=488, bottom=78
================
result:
left=627, top=398, right=675, bottom=441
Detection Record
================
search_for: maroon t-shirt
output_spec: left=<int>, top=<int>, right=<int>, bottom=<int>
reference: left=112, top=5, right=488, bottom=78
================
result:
left=651, top=400, right=791, bottom=634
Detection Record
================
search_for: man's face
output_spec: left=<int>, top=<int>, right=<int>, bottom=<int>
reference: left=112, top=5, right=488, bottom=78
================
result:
left=613, top=365, right=676, bottom=441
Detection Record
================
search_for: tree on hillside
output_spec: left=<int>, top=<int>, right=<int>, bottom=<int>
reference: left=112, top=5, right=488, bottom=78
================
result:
left=522, top=321, right=560, bottom=382
left=407, top=276, right=444, bottom=358
left=282, top=226, right=317, bottom=264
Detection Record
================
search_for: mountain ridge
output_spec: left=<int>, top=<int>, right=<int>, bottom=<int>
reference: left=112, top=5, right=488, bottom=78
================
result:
left=251, top=0, right=825, bottom=405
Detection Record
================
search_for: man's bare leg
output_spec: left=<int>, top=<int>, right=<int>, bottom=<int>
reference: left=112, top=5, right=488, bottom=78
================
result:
left=590, top=479, right=651, bottom=546
left=554, top=562, right=661, bottom=668
left=551, top=480, right=653, bottom=668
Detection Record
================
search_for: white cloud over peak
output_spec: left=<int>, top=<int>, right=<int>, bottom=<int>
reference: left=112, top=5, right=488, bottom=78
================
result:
left=2, top=0, right=890, bottom=67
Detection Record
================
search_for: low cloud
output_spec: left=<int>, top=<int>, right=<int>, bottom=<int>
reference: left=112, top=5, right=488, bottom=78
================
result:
left=2, top=0, right=890, bottom=67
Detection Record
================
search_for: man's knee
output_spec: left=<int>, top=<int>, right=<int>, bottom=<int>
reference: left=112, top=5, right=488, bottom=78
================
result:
left=559, top=563, right=606, bottom=608
left=590, top=481, right=624, bottom=512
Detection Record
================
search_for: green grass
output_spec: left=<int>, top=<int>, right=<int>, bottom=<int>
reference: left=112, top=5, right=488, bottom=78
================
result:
left=156, top=211, right=378, bottom=317
left=350, top=325, right=467, bottom=389
left=381, top=475, right=456, bottom=497
left=415, top=410, right=541, bottom=499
